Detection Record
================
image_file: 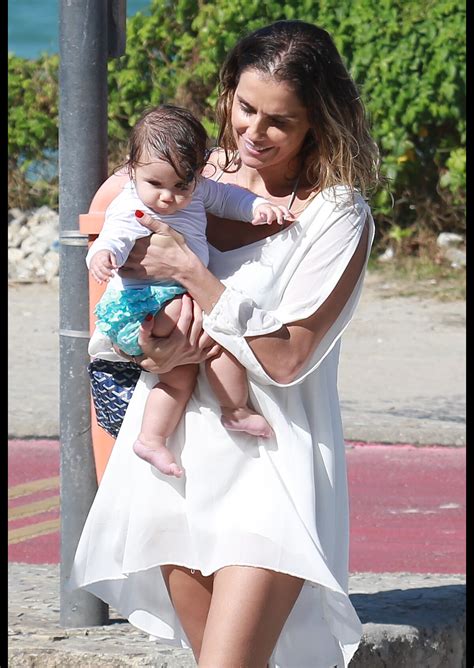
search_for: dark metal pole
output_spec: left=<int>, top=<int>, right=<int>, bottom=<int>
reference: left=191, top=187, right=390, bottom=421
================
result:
left=58, top=0, right=110, bottom=627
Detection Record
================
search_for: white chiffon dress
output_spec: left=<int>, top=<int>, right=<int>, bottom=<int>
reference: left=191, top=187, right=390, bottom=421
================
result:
left=69, top=185, right=375, bottom=667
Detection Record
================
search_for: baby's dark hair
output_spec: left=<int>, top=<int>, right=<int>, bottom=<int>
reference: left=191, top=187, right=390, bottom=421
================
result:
left=126, top=104, right=208, bottom=185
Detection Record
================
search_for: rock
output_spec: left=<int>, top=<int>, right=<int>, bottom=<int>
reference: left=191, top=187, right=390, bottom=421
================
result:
left=436, top=232, right=464, bottom=248
left=27, top=206, right=58, bottom=228
left=8, top=222, right=30, bottom=248
left=444, top=247, right=466, bottom=269
left=24, top=253, right=47, bottom=280
left=436, top=233, right=466, bottom=270
left=21, top=237, right=50, bottom=257
left=377, top=246, right=395, bottom=263
left=8, top=209, right=28, bottom=225
left=44, top=251, right=60, bottom=282
left=8, top=248, right=26, bottom=263
left=8, top=207, right=60, bottom=284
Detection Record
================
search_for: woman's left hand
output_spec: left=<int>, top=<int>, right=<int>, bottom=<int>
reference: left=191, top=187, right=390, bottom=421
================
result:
left=112, top=294, right=221, bottom=373
left=119, top=211, right=193, bottom=281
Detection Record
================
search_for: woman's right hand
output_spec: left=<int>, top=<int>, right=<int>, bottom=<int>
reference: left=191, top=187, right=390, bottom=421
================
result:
left=119, top=216, right=191, bottom=283
left=135, top=294, right=221, bottom=374
left=119, top=235, right=156, bottom=281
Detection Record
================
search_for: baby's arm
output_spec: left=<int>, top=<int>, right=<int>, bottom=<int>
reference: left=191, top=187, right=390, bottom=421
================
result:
left=89, top=249, right=118, bottom=284
left=86, top=188, right=152, bottom=272
left=251, top=202, right=294, bottom=226
left=200, top=178, right=294, bottom=226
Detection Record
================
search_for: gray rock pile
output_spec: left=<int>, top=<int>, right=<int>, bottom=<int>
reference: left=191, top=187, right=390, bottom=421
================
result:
left=8, top=207, right=59, bottom=283
left=436, top=232, right=467, bottom=269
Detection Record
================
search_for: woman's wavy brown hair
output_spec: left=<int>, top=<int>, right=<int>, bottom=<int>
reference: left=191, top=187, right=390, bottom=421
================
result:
left=216, top=20, right=381, bottom=196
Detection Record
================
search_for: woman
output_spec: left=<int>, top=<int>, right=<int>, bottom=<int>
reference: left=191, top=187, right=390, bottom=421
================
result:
left=69, top=20, right=379, bottom=667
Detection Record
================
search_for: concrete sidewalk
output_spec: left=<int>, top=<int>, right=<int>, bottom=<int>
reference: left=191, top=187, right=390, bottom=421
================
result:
left=8, top=565, right=465, bottom=667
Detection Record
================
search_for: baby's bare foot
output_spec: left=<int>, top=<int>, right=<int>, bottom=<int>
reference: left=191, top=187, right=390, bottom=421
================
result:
left=133, top=438, right=183, bottom=477
left=221, top=407, right=273, bottom=439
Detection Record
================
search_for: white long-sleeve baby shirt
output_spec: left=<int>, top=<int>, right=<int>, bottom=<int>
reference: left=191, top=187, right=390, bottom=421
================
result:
left=86, top=177, right=268, bottom=289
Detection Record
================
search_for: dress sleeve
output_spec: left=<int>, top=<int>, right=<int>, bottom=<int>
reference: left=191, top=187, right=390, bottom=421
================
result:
left=202, top=191, right=375, bottom=386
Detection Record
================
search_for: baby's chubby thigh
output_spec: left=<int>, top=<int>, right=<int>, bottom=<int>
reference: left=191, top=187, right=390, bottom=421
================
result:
left=152, top=296, right=185, bottom=337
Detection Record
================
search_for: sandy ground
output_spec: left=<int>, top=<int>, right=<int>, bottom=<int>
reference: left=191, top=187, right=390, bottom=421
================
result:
left=8, top=273, right=465, bottom=445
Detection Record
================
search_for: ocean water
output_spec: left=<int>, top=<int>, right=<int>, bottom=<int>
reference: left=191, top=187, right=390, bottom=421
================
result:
left=8, top=0, right=152, bottom=60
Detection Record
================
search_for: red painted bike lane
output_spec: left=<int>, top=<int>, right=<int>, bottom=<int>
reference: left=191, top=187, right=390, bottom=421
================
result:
left=8, top=439, right=466, bottom=573
left=347, top=442, right=465, bottom=573
left=8, top=440, right=60, bottom=565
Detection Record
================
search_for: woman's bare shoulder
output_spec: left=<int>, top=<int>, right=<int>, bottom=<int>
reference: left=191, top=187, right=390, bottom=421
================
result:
left=202, top=147, right=227, bottom=179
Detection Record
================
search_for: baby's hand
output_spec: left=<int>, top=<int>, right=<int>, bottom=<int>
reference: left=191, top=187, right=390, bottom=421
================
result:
left=251, top=203, right=296, bottom=226
left=90, top=250, right=118, bottom=284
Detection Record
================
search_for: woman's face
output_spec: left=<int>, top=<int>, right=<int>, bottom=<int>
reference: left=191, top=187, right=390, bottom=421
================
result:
left=231, top=68, right=311, bottom=172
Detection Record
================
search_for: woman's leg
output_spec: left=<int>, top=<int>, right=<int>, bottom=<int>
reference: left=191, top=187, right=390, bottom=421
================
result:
left=205, top=351, right=273, bottom=438
left=161, top=565, right=303, bottom=666
left=198, top=566, right=304, bottom=667
left=160, top=565, right=214, bottom=660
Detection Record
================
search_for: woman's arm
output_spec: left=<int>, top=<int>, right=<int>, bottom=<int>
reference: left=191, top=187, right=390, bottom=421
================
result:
left=125, top=213, right=370, bottom=384
left=246, top=222, right=369, bottom=382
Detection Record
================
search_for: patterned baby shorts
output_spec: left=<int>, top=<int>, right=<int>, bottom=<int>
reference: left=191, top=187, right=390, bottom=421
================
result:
left=94, top=283, right=186, bottom=356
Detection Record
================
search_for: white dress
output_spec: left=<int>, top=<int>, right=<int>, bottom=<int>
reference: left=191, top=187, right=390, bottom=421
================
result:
left=69, top=185, right=375, bottom=668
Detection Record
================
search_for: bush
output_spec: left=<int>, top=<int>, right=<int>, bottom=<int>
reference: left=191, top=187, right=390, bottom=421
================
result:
left=337, top=0, right=466, bottom=241
left=8, top=53, right=59, bottom=209
left=8, top=0, right=465, bottom=249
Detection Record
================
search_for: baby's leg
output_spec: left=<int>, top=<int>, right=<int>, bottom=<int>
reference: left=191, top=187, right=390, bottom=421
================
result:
left=134, top=364, right=198, bottom=477
left=205, top=351, right=273, bottom=438
left=133, top=297, right=196, bottom=477
left=151, top=296, right=184, bottom=338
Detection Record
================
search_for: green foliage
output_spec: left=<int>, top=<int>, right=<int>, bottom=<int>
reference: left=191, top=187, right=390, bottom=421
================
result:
left=439, top=147, right=465, bottom=205
left=8, top=52, right=59, bottom=208
left=335, top=0, right=466, bottom=237
left=388, top=224, right=415, bottom=245
left=105, top=0, right=315, bottom=142
left=8, top=0, right=466, bottom=248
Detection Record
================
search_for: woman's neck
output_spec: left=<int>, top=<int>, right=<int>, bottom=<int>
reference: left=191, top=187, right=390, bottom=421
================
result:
left=237, top=163, right=301, bottom=200
left=206, top=156, right=314, bottom=251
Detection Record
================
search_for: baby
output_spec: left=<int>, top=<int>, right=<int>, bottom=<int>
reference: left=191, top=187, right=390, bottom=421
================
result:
left=87, top=104, right=293, bottom=477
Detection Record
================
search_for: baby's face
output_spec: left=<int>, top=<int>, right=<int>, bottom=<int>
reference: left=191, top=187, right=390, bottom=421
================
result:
left=134, top=159, right=195, bottom=216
